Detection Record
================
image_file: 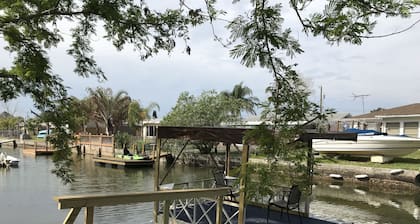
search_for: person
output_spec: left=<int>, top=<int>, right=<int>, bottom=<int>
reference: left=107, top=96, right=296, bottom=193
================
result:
left=123, top=144, right=132, bottom=156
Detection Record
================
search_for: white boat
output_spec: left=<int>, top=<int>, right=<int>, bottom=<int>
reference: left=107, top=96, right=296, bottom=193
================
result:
left=0, top=152, right=19, bottom=167
left=6, top=155, right=20, bottom=167
left=312, top=135, right=420, bottom=157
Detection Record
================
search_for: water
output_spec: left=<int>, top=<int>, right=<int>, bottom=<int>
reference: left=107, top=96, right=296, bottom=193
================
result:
left=0, top=147, right=419, bottom=224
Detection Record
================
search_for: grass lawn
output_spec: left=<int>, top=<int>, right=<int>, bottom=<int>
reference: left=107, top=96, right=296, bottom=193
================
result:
left=315, top=150, right=420, bottom=171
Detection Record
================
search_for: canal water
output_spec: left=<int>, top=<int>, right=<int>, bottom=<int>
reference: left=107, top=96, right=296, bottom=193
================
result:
left=0, top=147, right=419, bottom=224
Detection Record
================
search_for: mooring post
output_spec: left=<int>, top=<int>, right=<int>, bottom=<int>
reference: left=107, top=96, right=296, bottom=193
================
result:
left=13, top=140, right=17, bottom=148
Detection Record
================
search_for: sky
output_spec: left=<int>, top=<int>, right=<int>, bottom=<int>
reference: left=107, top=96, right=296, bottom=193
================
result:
left=1, top=2, right=420, bottom=119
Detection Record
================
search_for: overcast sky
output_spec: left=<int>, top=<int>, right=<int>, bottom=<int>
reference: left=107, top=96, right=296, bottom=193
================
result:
left=1, top=2, right=420, bottom=119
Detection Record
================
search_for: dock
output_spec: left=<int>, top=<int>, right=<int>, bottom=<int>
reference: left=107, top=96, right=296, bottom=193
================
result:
left=93, top=156, right=154, bottom=168
left=0, top=139, right=17, bottom=148
left=172, top=201, right=334, bottom=224
left=22, top=141, right=54, bottom=155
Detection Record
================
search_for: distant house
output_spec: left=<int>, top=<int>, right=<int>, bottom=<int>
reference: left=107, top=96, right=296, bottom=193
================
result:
left=141, top=118, right=160, bottom=143
left=342, top=103, right=420, bottom=138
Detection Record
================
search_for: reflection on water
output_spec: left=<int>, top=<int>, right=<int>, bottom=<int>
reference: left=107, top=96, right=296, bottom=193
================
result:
left=0, top=147, right=419, bottom=223
left=310, top=183, right=420, bottom=224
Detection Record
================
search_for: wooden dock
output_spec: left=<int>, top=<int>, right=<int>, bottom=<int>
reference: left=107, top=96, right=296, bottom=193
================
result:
left=93, top=156, right=154, bottom=168
left=22, top=141, right=54, bottom=155
left=0, top=139, right=17, bottom=148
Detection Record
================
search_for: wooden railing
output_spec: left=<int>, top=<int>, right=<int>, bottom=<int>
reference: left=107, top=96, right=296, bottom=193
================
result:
left=55, top=187, right=230, bottom=224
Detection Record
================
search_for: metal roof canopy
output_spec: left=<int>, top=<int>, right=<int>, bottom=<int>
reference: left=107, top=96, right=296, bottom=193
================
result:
left=154, top=126, right=251, bottom=223
left=157, top=126, right=358, bottom=143
left=153, top=126, right=358, bottom=224
left=157, top=126, right=250, bottom=144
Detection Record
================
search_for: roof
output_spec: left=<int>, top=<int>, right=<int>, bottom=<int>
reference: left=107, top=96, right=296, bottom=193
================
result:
left=157, top=126, right=250, bottom=144
left=351, top=103, right=420, bottom=119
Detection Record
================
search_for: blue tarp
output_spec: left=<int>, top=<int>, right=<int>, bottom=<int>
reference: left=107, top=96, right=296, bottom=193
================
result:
left=344, top=128, right=384, bottom=135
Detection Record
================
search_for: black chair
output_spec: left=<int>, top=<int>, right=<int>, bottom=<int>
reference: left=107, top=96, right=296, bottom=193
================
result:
left=212, top=170, right=239, bottom=201
left=267, top=185, right=302, bottom=224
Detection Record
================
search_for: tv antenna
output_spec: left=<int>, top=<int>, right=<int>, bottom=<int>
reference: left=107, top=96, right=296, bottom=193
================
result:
left=352, top=93, right=370, bottom=113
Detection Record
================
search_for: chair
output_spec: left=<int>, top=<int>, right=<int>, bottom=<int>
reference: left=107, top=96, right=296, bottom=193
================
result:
left=267, top=185, right=302, bottom=224
left=212, top=170, right=239, bottom=201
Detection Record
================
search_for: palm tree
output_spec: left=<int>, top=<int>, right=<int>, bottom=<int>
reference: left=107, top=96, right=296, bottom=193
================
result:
left=87, top=87, right=131, bottom=135
left=221, top=82, right=259, bottom=116
left=128, top=100, right=160, bottom=127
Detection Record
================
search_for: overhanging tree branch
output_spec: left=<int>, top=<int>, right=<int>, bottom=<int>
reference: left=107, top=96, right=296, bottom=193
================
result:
left=360, top=17, right=420, bottom=38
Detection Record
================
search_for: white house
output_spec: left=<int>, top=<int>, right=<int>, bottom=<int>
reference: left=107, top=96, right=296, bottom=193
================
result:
left=344, top=103, right=420, bottom=138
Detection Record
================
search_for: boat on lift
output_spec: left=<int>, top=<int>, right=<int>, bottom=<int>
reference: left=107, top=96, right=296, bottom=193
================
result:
left=312, top=129, right=420, bottom=158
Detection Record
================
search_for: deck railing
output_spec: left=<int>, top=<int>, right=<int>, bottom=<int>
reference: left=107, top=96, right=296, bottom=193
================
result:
left=55, top=187, right=230, bottom=224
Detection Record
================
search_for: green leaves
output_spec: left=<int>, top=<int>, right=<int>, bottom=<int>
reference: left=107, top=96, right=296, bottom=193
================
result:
left=297, top=0, right=420, bottom=44
left=1, top=0, right=419, bottom=184
left=87, top=87, right=131, bottom=135
left=229, top=2, right=303, bottom=69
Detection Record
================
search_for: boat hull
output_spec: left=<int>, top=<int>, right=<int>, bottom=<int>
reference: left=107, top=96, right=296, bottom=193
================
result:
left=312, top=135, right=420, bottom=157
left=6, top=155, right=19, bottom=167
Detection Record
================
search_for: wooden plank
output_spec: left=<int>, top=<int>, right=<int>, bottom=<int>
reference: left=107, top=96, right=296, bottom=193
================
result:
left=85, top=207, right=94, bottom=224
left=63, top=207, right=81, bottom=224
left=55, top=188, right=231, bottom=209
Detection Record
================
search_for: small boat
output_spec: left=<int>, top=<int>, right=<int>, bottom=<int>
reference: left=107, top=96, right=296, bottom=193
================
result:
left=312, top=129, right=420, bottom=158
left=0, top=152, right=20, bottom=167
left=115, top=154, right=150, bottom=160
left=6, top=155, right=20, bottom=167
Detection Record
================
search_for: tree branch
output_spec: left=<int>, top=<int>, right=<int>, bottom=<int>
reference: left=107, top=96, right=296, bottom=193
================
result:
left=360, top=17, right=420, bottom=38
left=0, top=9, right=91, bottom=25
left=290, top=0, right=313, bottom=31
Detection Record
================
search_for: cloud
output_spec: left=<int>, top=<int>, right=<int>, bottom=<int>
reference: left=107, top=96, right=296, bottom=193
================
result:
left=1, top=2, right=420, bottom=118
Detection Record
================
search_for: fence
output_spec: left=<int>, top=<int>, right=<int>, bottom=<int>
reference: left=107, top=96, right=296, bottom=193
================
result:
left=77, top=134, right=114, bottom=157
left=0, top=129, right=21, bottom=138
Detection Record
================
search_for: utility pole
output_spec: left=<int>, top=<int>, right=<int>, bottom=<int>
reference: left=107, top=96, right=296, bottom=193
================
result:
left=320, top=86, right=323, bottom=115
left=319, top=86, right=326, bottom=132
left=352, top=93, right=370, bottom=113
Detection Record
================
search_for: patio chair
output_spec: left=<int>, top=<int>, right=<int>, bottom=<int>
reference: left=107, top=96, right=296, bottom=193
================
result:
left=212, top=170, right=239, bottom=202
left=266, top=185, right=302, bottom=224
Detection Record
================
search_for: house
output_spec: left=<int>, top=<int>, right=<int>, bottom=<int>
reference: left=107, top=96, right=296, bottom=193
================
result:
left=141, top=118, right=160, bottom=144
left=343, top=103, right=420, bottom=138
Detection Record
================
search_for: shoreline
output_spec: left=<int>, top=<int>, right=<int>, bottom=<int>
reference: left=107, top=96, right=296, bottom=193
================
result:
left=180, top=153, right=420, bottom=192
left=3, top=138, right=420, bottom=191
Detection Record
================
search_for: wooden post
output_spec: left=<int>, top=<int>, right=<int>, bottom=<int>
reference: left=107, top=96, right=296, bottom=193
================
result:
left=307, top=138, right=314, bottom=195
left=99, top=134, right=103, bottom=156
left=225, top=144, right=230, bottom=176
left=163, top=200, right=170, bottom=224
left=215, top=195, right=223, bottom=224
left=112, top=134, right=115, bottom=157
left=63, top=207, right=81, bottom=224
left=153, top=138, right=162, bottom=223
left=85, top=207, right=94, bottom=224
left=238, top=142, right=249, bottom=224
